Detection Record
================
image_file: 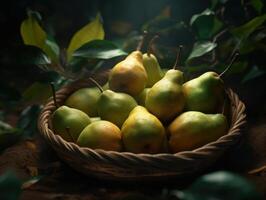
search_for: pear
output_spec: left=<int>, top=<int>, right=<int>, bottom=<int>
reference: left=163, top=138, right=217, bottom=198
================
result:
left=134, top=88, right=150, bottom=106
left=142, top=35, right=162, bottom=87
left=183, top=72, right=225, bottom=113
left=145, top=47, right=185, bottom=121
left=51, top=106, right=91, bottom=142
left=168, top=111, right=228, bottom=153
left=121, top=106, right=165, bottom=154
left=108, top=50, right=148, bottom=96
left=183, top=53, right=239, bottom=113
left=65, top=87, right=101, bottom=117
left=97, top=90, right=137, bottom=128
left=77, top=120, right=122, bottom=151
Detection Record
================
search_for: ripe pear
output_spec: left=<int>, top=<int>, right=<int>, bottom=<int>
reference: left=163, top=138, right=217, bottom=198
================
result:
left=77, top=120, right=122, bottom=151
left=142, top=35, right=162, bottom=87
left=97, top=90, right=137, bottom=127
left=121, top=106, right=165, bottom=154
left=168, top=111, right=228, bottom=153
left=183, top=72, right=225, bottom=113
left=145, top=69, right=185, bottom=121
left=51, top=106, right=91, bottom=142
left=143, top=53, right=162, bottom=87
left=134, top=88, right=150, bottom=106
left=65, top=87, right=101, bottom=117
left=109, top=51, right=148, bottom=96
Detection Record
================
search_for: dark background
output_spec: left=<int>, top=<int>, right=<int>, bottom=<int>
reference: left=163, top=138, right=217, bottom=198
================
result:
left=0, top=0, right=265, bottom=199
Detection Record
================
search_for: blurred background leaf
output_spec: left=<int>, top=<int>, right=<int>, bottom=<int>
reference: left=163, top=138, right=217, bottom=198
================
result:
left=67, top=13, right=105, bottom=60
left=190, top=9, right=223, bottom=40
left=0, top=171, right=22, bottom=200
left=72, top=40, right=127, bottom=60
left=16, top=105, right=42, bottom=138
left=0, top=121, right=21, bottom=151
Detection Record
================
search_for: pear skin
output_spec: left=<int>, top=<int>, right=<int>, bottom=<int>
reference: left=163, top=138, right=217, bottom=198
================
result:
left=77, top=120, right=122, bottom=151
left=145, top=69, right=185, bottom=121
left=109, top=51, right=148, bottom=96
left=168, top=111, right=228, bottom=153
left=183, top=72, right=225, bottom=113
left=52, top=106, right=91, bottom=142
left=143, top=53, right=162, bottom=87
left=65, top=87, right=101, bottom=117
left=97, top=90, right=137, bottom=128
left=121, top=106, right=165, bottom=154
left=134, top=88, right=150, bottom=106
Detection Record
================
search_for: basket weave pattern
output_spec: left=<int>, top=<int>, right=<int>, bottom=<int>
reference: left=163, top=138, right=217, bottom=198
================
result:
left=38, top=79, right=246, bottom=181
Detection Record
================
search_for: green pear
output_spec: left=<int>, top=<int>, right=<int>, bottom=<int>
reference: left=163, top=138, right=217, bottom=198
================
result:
left=143, top=53, right=162, bottom=87
left=109, top=51, right=148, bottom=96
left=168, top=111, right=228, bottom=153
left=121, top=106, right=165, bottom=154
left=77, top=120, right=122, bottom=151
left=134, top=88, right=150, bottom=106
left=145, top=69, right=185, bottom=121
left=142, top=35, right=162, bottom=87
left=97, top=90, right=138, bottom=127
left=51, top=106, right=91, bottom=142
left=183, top=72, right=225, bottom=113
left=64, top=87, right=101, bottom=117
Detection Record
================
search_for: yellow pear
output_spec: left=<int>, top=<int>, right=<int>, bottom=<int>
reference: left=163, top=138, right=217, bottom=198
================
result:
left=77, top=120, right=122, bottom=151
left=168, top=111, right=228, bottom=153
left=121, top=106, right=165, bottom=154
left=109, top=51, right=148, bottom=96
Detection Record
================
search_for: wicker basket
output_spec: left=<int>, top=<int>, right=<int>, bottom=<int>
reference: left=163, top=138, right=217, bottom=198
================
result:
left=38, top=78, right=246, bottom=181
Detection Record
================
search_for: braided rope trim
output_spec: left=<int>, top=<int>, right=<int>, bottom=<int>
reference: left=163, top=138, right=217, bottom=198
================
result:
left=38, top=79, right=246, bottom=177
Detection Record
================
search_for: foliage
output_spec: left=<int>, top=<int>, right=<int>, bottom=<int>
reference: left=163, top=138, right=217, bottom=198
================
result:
left=167, top=171, right=262, bottom=200
left=0, top=121, right=21, bottom=151
left=0, top=171, right=22, bottom=200
left=20, top=10, right=127, bottom=79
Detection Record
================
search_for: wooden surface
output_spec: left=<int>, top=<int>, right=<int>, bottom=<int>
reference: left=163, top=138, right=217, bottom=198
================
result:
left=0, top=118, right=265, bottom=200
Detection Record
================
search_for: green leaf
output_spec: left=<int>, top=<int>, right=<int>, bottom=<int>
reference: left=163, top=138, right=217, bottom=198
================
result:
left=20, top=11, right=60, bottom=63
left=72, top=40, right=127, bottom=59
left=250, top=0, right=264, bottom=14
left=178, top=171, right=262, bottom=200
left=0, top=121, right=21, bottom=151
left=0, top=171, right=22, bottom=200
left=231, top=14, right=266, bottom=40
left=242, top=66, right=266, bottom=83
left=190, top=9, right=223, bottom=40
left=22, top=82, right=52, bottom=103
left=20, top=10, right=47, bottom=50
left=187, top=41, right=217, bottom=62
left=17, top=105, right=41, bottom=138
left=43, top=36, right=60, bottom=63
left=227, top=61, right=248, bottom=74
left=16, top=45, right=51, bottom=67
left=67, top=13, right=105, bottom=60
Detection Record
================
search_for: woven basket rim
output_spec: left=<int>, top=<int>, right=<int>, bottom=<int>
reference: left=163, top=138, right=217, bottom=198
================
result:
left=38, top=78, right=246, bottom=161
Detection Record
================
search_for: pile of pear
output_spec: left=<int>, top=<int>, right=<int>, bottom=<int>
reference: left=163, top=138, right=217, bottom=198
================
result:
left=51, top=45, right=230, bottom=154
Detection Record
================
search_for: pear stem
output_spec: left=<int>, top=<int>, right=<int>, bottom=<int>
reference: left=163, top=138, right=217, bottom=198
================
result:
left=219, top=52, right=239, bottom=77
left=50, top=82, right=58, bottom=108
left=89, top=77, right=103, bottom=93
left=65, top=127, right=75, bottom=142
left=147, top=35, right=159, bottom=56
left=173, top=45, right=183, bottom=70
left=136, top=31, right=148, bottom=51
